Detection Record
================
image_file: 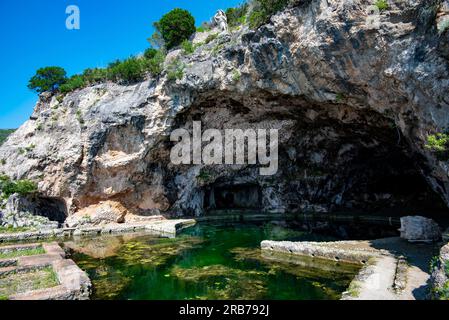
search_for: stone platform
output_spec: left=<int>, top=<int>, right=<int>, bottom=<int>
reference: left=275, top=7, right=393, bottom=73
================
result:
left=0, top=242, right=91, bottom=300
left=0, top=219, right=196, bottom=243
left=262, top=237, right=436, bottom=300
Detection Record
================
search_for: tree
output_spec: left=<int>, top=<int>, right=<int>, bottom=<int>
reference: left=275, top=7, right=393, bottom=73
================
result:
left=144, top=48, right=158, bottom=60
left=157, top=8, right=196, bottom=49
left=28, top=67, right=67, bottom=93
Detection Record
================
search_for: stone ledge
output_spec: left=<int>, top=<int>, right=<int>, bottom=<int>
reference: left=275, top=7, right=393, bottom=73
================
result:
left=0, top=219, right=197, bottom=243
left=261, top=237, right=433, bottom=300
left=0, top=242, right=91, bottom=300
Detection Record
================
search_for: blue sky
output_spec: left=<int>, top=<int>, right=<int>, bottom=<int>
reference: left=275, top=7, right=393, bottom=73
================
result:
left=0, top=0, right=243, bottom=129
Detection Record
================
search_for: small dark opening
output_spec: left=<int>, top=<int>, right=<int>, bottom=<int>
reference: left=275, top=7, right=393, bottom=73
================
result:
left=29, top=196, right=67, bottom=224
left=204, top=184, right=262, bottom=210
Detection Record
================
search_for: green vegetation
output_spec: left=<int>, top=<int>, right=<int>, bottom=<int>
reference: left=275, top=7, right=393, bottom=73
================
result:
left=430, top=256, right=440, bottom=272
left=76, top=109, right=85, bottom=125
left=0, top=246, right=45, bottom=259
left=26, top=2, right=296, bottom=96
left=144, top=48, right=158, bottom=60
left=0, top=175, right=38, bottom=199
left=425, top=133, right=449, bottom=160
left=60, top=75, right=86, bottom=93
left=374, top=0, right=389, bottom=11
left=0, top=129, right=15, bottom=146
left=181, top=39, right=195, bottom=55
left=0, top=226, right=33, bottom=234
left=232, top=69, right=241, bottom=82
left=336, top=93, right=345, bottom=102
left=28, top=66, right=67, bottom=94
left=82, top=68, right=109, bottom=85
left=248, top=0, right=289, bottom=29
left=143, top=50, right=166, bottom=76
left=226, top=3, right=248, bottom=28
left=108, top=57, right=147, bottom=84
left=0, top=266, right=59, bottom=298
left=204, top=33, right=219, bottom=44
left=157, top=8, right=196, bottom=50
left=166, top=59, right=185, bottom=81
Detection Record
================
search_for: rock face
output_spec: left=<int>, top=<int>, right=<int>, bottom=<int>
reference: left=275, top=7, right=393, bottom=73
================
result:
left=0, top=0, right=449, bottom=221
left=430, top=243, right=449, bottom=299
left=399, top=216, right=442, bottom=242
left=0, top=194, right=60, bottom=229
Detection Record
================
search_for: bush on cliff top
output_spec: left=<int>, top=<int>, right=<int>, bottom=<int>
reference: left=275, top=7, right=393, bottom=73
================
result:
left=157, top=8, right=196, bottom=49
left=226, top=3, right=248, bottom=28
left=28, top=66, right=67, bottom=94
left=60, top=75, right=86, bottom=93
left=248, top=0, right=289, bottom=29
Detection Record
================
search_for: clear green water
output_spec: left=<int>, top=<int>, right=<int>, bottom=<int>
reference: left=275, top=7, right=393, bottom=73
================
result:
left=66, top=222, right=361, bottom=300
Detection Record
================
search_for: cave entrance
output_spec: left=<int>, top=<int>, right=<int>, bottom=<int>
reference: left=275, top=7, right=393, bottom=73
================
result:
left=29, top=196, right=68, bottom=224
left=204, top=184, right=262, bottom=211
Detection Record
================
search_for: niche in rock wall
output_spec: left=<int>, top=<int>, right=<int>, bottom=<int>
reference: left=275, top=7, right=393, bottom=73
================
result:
left=22, top=196, right=68, bottom=224
left=204, top=184, right=261, bottom=210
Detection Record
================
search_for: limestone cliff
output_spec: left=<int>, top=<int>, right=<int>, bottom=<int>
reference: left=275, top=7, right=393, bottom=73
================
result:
left=1, top=0, right=449, bottom=223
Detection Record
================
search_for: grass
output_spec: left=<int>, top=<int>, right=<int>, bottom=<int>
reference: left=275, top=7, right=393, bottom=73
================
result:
left=0, top=266, right=59, bottom=298
left=374, top=0, right=389, bottom=11
left=0, top=246, right=45, bottom=259
left=232, top=69, right=241, bottom=82
left=0, top=226, right=34, bottom=234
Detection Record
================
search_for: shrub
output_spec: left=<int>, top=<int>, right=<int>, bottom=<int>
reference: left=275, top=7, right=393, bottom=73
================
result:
left=232, top=69, right=241, bottom=82
left=226, top=3, right=248, bottom=28
left=0, top=176, right=38, bottom=199
left=426, top=133, right=449, bottom=160
left=28, top=66, right=67, bottom=94
left=143, top=50, right=166, bottom=76
left=375, top=0, right=389, bottom=11
left=82, top=68, right=109, bottom=84
left=248, top=0, right=289, bottom=29
left=205, top=33, right=219, bottom=44
left=60, top=75, right=86, bottom=93
left=166, top=59, right=185, bottom=81
left=144, top=48, right=158, bottom=60
left=157, top=8, right=196, bottom=49
left=108, top=57, right=145, bottom=84
left=181, top=40, right=195, bottom=55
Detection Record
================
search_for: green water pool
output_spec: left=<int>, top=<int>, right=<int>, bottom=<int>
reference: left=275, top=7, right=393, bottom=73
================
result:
left=66, top=222, right=361, bottom=300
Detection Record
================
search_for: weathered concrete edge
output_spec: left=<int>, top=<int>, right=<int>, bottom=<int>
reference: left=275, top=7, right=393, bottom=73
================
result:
left=261, top=240, right=377, bottom=264
left=0, top=219, right=197, bottom=243
left=260, top=240, right=395, bottom=300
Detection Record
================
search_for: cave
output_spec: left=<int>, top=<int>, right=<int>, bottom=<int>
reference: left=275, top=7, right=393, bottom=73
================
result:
left=168, top=92, right=449, bottom=219
left=27, top=196, right=68, bottom=224
left=204, top=184, right=262, bottom=210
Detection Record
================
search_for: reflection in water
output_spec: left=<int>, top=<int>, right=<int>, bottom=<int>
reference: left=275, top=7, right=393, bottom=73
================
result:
left=65, top=222, right=362, bottom=300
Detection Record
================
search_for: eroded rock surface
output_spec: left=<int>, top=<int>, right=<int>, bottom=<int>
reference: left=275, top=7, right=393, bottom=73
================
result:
left=0, top=0, right=448, bottom=220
